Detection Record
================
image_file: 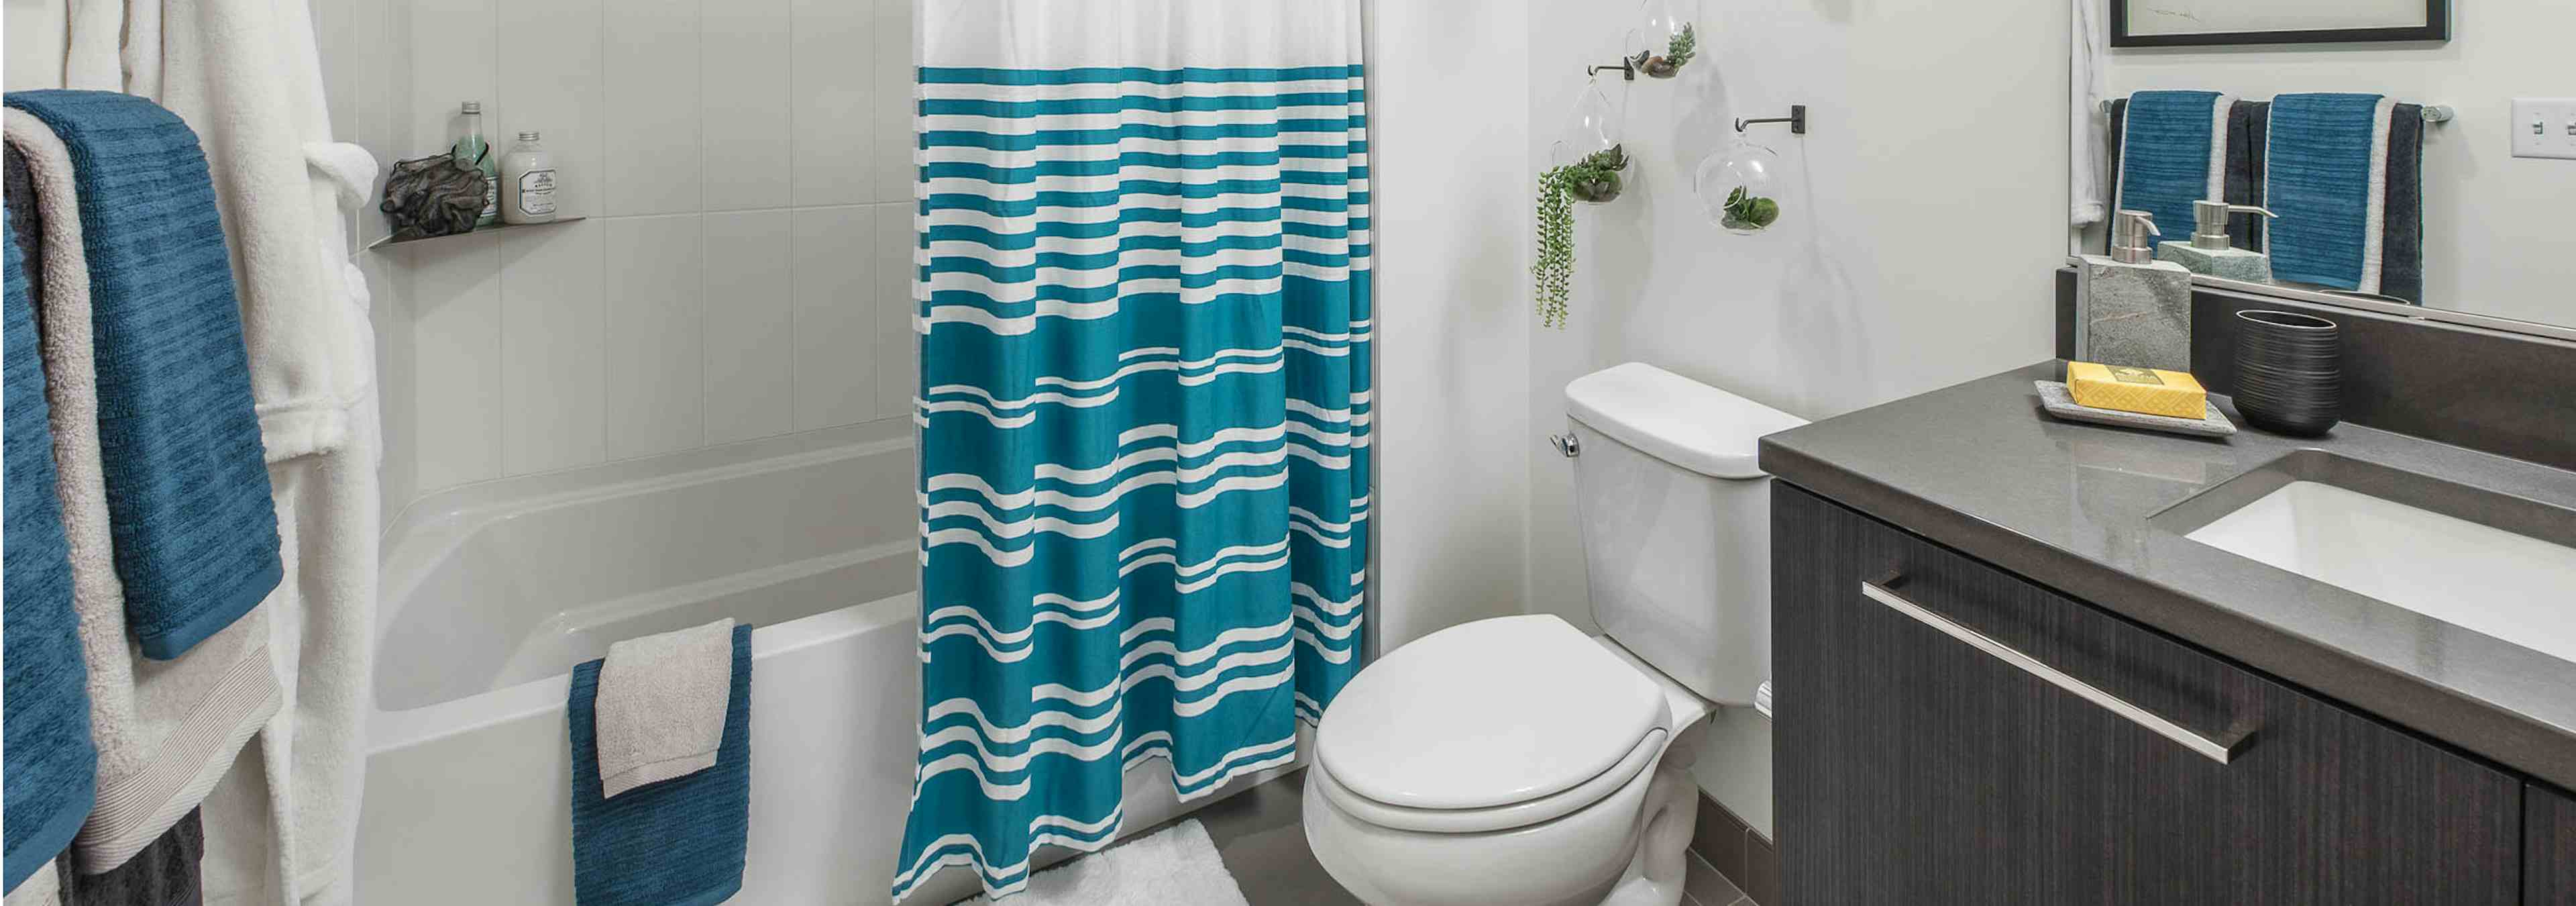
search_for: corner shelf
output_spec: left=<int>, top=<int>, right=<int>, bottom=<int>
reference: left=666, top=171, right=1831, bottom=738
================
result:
left=364, top=215, right=586, bottom=252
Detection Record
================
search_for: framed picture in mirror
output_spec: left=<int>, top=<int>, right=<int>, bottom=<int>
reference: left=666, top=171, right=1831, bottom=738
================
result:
left=2110, top=0, right=2449, bottom=47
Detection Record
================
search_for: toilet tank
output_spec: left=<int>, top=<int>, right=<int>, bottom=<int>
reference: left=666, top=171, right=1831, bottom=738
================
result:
left=1562, top=364, right=1809, bottom=705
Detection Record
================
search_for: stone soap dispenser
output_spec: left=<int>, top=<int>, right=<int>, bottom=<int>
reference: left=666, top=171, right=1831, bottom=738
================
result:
left=2080, top=209, right=2195, bottom=372
left=2157, top=199, right=2277, bottom=284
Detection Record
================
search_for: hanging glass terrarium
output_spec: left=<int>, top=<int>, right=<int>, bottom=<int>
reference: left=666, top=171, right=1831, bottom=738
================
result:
left=1695, top=134, right=1782, bottom=234
left=1552, top=78, right=1629, bottom=204
left=1625, top=0, right=1698, bottom=79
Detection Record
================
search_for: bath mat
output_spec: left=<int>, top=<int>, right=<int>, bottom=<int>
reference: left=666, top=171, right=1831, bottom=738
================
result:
left=962, top=820, right=1249, bottom=906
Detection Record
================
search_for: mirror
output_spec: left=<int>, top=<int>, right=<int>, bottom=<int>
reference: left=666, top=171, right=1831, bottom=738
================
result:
left=2070, top=1, right=2576, bottom=334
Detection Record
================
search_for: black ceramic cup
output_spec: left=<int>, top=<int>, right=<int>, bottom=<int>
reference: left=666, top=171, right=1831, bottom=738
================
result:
left=2232, top=309, right=2342, bottom=437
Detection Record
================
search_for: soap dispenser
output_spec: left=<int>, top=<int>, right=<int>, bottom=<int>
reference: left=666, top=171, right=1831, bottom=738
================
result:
left=2079, top=209, right=2195, bottom=372
left=2157, top=199, right=2277, bottom=283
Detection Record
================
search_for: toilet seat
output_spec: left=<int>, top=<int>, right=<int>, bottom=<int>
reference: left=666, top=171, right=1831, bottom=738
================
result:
left=1313, top=615, right=1672, bottom=833
left=1312, top=727, right=1668, bottom=834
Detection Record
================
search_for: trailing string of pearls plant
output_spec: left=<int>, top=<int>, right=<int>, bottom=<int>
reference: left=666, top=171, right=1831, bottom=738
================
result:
left=1534, top=146, right=1629, bottom=330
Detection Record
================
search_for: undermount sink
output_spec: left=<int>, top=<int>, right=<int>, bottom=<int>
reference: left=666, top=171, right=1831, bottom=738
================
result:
left=2153, top=452, right=2576, bottom=664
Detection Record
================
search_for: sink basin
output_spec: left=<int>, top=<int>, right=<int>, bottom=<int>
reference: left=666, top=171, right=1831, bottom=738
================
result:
left=2153, top=452, right=2576, bottom=664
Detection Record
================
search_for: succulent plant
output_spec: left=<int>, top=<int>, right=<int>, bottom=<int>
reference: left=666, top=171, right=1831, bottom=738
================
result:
left=1720, top=185, right=1781, bottom=232
left=1631, top=23, right=1696, bottom=79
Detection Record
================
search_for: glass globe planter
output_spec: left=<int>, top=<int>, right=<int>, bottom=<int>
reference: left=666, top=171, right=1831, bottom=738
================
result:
left=1695, top=136, right=1783, bottom=234
left=1625, top=0, right=1699, bottom=79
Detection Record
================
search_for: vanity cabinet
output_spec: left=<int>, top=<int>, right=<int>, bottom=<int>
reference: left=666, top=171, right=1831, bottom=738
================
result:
left=2540, top=785, right=2576, bottom=905
left=1772, top=484, right=2525, bottom=905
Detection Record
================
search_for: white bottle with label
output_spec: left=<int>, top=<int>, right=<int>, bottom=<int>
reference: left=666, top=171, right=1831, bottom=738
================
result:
left=500, top=131, right=559, bottom=224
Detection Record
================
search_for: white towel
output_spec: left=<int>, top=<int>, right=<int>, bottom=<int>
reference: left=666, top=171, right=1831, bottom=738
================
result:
left=62, top=0, right=122, bottom=91
left=5, top=108, right=286, bottom=878
left=2070, top=0, right=2109, bottom=226
left=75, top=0, right=386, bottom=900
left=597, top=619, right=740, bottom=799
left=99, top=0, right=370, bottom=462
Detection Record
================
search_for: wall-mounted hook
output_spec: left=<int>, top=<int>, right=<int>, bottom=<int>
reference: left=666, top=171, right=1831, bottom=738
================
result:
left=1734, top=105, right=1808, bottom=136
left=1586, top=59, right=1638, bottom=82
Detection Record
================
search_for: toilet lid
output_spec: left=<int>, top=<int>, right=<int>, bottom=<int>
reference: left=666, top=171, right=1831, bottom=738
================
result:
left=1316, top=615, right=1667, bottom=811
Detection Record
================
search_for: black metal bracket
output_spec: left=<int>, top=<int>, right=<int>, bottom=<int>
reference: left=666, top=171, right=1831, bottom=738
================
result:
left=1586, top=58, right=1637, bottom=82
left=1735, top=104, right=1809, bottom=136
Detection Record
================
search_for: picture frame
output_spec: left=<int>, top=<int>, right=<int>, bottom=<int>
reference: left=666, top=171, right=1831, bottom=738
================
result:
left=2109, top=0, right=2449, bottom=47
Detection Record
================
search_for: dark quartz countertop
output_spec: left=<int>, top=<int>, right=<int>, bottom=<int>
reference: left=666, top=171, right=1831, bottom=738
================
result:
left=1760, top=361, right=2576, bottom=790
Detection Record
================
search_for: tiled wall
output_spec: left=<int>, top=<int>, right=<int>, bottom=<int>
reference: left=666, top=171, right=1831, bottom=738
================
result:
left=364, top=0, right=917, bottom=513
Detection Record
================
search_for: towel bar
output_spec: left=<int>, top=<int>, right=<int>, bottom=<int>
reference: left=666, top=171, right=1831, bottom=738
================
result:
left=2097, top=99, right=2453, bottom=123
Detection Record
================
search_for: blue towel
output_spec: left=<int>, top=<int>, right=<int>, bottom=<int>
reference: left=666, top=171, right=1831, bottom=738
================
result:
left=3, top=91, right=282, bottom=660
left=3, top=209, right=99, bottom=894
left=2114, top=91, right=2229, bottom=244
left=569, top=625, right=751, bottom=906
left=2264, top=93, right=2389, bottom=293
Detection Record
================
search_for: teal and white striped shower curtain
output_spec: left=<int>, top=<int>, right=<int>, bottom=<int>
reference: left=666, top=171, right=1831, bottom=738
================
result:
left=894, top=1, right=1371, bottom=899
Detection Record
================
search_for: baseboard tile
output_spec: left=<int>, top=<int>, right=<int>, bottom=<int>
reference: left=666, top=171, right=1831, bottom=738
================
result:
left=1690, top=791, right=1775, bottom=905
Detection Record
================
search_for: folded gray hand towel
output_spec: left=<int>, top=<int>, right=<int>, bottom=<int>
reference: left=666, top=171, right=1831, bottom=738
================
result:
left=596, top=619, right=737, bottom=799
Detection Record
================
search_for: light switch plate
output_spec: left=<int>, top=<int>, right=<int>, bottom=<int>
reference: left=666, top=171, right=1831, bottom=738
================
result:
left=2511, top=98, right=2576, bottom=160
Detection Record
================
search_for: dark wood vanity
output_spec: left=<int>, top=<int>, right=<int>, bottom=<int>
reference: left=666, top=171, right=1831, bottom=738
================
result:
left=1758, top=356, right=2576, bottom=905
left=1774, top=485, right=2534, bottom=904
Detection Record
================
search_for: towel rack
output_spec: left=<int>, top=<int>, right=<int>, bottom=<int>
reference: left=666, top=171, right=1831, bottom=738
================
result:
left=2097, top=99, right=2453, bottom=123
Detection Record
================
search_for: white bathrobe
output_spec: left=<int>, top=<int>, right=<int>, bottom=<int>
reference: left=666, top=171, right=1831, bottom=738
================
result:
left=66, top=0, right=384, bottom=901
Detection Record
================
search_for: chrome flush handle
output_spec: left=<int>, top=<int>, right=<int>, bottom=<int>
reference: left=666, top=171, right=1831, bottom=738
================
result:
left=1549, top=433, right=1580, bottom=458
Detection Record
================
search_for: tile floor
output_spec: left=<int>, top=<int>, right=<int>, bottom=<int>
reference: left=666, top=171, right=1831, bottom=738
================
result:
left=1166, top=768, right=1754, bottom=906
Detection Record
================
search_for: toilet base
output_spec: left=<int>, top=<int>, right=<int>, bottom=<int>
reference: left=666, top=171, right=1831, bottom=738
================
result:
left=1303, top=756, right=1700, bottom=906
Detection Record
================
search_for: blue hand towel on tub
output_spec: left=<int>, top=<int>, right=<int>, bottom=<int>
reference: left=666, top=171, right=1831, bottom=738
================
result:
left=3, top=210, right=100, bottom=894
left=2263, top=93, right=2396, bottom=294
left=3, top=91, right=282, bottom=660
left=2112, top=91, right=2231, bottom=244
left=569, top=624, right=752, bottom=906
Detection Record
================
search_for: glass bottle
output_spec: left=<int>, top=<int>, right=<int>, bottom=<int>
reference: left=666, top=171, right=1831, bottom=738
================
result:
left=453, top=101, right=500, bottom=227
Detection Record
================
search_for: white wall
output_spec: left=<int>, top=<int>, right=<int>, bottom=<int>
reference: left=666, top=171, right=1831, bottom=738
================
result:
left=1365, top=0, right=1536, bottom=654
left=2103, top=5, right=2576, bottom=327
left=1525, top=0, right=2069, bottom=837
left=3, top=0, right=67, bottom=91
left=359, top=0, right=920, bottom=516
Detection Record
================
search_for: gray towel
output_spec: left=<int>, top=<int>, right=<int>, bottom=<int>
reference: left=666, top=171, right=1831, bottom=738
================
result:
left=59, top=811, right=199, bottom=906
left=596, top=619, right=737, bottom=799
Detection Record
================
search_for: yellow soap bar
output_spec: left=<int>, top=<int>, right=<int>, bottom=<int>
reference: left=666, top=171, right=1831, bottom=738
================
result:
left=2067, top=362, right=2206, bottom=419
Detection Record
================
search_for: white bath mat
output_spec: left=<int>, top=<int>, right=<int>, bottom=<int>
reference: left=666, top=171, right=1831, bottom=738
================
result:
left=963, top=819, right=1250, bottom=906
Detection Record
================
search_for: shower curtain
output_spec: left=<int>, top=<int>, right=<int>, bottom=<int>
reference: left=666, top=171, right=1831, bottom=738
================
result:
left=894, top=0, right=1371, bottom=900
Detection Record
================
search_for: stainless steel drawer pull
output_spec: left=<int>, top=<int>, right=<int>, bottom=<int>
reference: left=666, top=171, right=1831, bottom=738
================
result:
left=1860, top=578, right=2250, bottom=765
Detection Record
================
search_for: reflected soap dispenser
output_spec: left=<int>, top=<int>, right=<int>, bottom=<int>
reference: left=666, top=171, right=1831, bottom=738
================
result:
left=2157, top=199, right=2277, bottom=284
left=2079, top=209, right=2195, bottom=372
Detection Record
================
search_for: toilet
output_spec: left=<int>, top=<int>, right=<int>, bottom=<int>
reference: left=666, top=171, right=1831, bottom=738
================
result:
left=1304, top=362, right=1807, bottom=906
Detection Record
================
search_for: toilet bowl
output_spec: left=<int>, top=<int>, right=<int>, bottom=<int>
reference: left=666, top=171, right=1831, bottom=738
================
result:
left=1304, top=363, right=1805, bottom=906
left=1303, top=616, right=1709, bottom=906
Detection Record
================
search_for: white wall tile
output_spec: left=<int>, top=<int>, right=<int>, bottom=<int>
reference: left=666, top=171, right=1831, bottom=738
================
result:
left=867, top=0, right=915, bottom=205
left=399, top=236, right=506, bottom=493
left=790, top=206, right=879, bottom=430
left=603, top=0, right=703, bottom=215
left=498, top=0, right=604, bottom=219
left=498, top=221, right=609, bottom=474
left=700, top=0, right=792, bottom=211
left=603, top=216, right=708, bottom=458
left=400, top=0, right=497, bottom=170
left=702, top=211, right=798, bottom=444
left=788, top=0, right=875, bottom=207
left=870, top=203, right=915, bottom=419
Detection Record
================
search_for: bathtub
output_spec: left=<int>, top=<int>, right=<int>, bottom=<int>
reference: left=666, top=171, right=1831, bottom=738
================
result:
left=358, top=422, right=1299, bottom=905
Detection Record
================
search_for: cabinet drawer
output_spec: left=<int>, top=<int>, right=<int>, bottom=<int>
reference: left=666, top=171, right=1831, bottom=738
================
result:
left=1774, top=484, right=2522, bottom=906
